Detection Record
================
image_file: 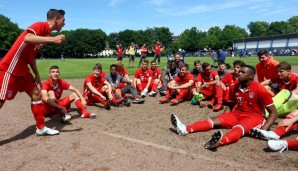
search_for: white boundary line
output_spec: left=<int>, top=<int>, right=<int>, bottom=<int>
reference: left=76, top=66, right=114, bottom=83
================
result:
left=98, top=130, right=187, bottom=155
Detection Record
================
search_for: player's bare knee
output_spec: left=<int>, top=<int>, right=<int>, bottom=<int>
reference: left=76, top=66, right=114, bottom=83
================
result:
left=102, top=85, right=108, bottom=92
left=69, top=93, right=78, bottom=100
left=31, top=88, right=41, bottom=101
left=48, top=90, right=56, bottom=100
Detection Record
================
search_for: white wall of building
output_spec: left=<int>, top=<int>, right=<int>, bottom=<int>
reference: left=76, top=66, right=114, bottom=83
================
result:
left=289, top=38, right=298, bottom=47
left=272, top=39, right=287, bottom=48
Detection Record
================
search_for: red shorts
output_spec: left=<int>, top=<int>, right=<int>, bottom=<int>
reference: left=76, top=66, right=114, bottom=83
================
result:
left=199, top=89, right=214, bottom=99
left=217, top=111, right=265, bottom=134
left=43, top=96, right=71, bottom=115
left=0, top=71, right=36, bottom=100
left=84, top=89, right=106, bottom=105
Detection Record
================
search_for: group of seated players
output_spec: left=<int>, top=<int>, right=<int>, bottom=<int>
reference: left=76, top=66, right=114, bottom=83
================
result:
left=41, top=50, right=298, bottom=153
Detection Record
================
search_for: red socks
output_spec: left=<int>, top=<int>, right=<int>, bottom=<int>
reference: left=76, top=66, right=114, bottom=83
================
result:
left=219, top=126, right=243, bottom=146
left=31, top=101, right=45, bottom=129
left=287, top=139, right=298, bottom=148
left=137, top=84, right=143, bottom=92
left=186, top=119, right=213, bottom=133
left=75, top=99, right=89, bottom=115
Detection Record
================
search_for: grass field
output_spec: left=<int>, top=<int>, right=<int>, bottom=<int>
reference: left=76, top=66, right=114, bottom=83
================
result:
left=37, top=56, right=298, bottom=79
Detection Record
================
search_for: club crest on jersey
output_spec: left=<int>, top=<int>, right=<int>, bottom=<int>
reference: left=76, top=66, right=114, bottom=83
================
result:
left=7, top=90, right=13, bottom=98
left=249, top=92, right=254, bottom=98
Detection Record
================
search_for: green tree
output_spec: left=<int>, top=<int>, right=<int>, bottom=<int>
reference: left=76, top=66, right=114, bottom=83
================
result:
left=221, top=25, right=248, bottom=49
left=247, top=21, right=269, bottom=37
left=0, top=14, right=22, bottom=49
left=206, top=26, right=222, bottom=50
left=287, top=16, right=298, bottom=33
left=177, top=27, right=207, bottom=52
left=268, top=21, right=290, bottom=35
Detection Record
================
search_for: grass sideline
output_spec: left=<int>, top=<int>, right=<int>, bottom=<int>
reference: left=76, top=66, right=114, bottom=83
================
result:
left=37, top=56, right=298, bottom=80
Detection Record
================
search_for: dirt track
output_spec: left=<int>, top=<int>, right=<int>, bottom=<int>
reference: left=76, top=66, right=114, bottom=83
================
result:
left=0, top=78, right=297, bottom=171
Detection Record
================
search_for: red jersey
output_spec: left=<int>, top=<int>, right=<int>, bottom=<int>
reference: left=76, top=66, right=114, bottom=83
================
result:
left=221, top=72, right=239, bottom=92
left=140, top=46, right=148, bottom=56
left=41, top=78, right=70, bottom=100
left=197, top=71, right=218, bottom=92
left=100, top=71, right=107, bottom=77
left=83, top=74, right=106, bottom=96
left=174, top=72, right=195, bottom=85
left=256, top=56, right=279, bottom=83
left=117, top=68, right=128, bottom=78
left=277, top=73, right=298, bottom=91
left=154, top=44, right=162, bottom=54
left=0, top=22, right=51, bottom=76
left=116, top=47, right=123, bottom=56
left=134, top=68, right=153, bottom=84
left=230, top=81, right=273, bottom=116
left=150, top=68, right=162, bottom=80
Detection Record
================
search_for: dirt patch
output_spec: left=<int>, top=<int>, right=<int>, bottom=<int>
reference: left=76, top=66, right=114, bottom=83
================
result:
left=0, top=76, right=297, bottom=171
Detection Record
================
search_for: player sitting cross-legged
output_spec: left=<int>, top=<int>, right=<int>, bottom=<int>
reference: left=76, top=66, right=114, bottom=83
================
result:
left=41, top=65, right=97, bottom=122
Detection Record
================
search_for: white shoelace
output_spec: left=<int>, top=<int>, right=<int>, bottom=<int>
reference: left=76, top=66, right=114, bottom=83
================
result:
left=279, top=145, right=288, bottom=153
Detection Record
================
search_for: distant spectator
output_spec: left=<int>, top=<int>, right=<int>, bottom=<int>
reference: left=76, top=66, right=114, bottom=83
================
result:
left=210, top=50, right=218, bottom=68
left=217, top=49, right=226, bottom=66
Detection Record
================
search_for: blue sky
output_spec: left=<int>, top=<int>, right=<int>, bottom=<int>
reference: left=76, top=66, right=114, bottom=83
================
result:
left=0, top=0, right=297, bottom=35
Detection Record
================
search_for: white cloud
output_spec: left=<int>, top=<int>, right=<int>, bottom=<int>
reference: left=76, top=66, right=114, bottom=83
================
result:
left=146, top=0, right=172, bottom=6
left=153, top=0, right=272, bottom=17
left=108, top=0, right=124, bottom=7
left=174, top=5, right=210, bottom=16
left=248, top=5, right=261, bottom=9
left=255, top=9, right=268, bottom=14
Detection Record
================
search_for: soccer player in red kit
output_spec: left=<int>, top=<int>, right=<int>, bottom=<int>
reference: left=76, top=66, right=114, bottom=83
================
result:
left=261, top=61, right=298, bottom=96
left=159, top=64, right=194, bottom=105
left=152, top=41, right=163, bottom=67
left=83, top=63, right=113, bottom=110
left=133, top=59, right=153, bottom=98
left=193, top=62, right=224, bottom=111
left=41, top=65, right=96, bottom=122
left=114, top=43, right=124, bottom=61
left=256, top=49, right=280, bottom=96
left=220, top=60, right=246, bottom=103
left=0, top=9, right=66, bottom=136
left=148, top=60, right=162, bottom=97
left=138, top=43, right=148, bottom=68
left=171, top=65, right=278, bottom=150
